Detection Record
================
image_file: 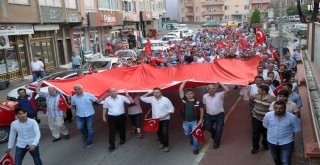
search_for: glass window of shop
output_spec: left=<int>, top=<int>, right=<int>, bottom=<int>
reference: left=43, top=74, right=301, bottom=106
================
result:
left=0, top=50, right=7, bottom=75
left=31, top=39, right=55, bottom=69
left=89, top=31, right=100, bottom=54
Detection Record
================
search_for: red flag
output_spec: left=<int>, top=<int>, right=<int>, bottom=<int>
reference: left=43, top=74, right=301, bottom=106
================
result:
left=218, top=42, right=226, bottom=49
left=143, top=118, right=160, bottom=132
left=253, top=42, right=261, bottom=48
left=256, top=28, right=266, bottom=45
left=145, top=38, right=152, bottom=57
left=58, top=94, right=68, bottom=112
left=0, top=153, right=14, bottom=165
left=191, top=124, right=206, bottom=144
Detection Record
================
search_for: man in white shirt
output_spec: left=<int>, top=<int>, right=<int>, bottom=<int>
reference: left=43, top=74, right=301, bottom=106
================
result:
left=102, top=88, right=133, bottom=151
left=203, top=82, right=230, bottom=149
left=31, top=55, right=45, bottom=82
left=140, top=88, right=175, bottom=152
left=6, top=108, right=42, bottom=165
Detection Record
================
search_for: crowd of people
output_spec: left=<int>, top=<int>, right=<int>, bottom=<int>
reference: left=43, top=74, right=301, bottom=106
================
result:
left=6, top=25, right=304, bottom=165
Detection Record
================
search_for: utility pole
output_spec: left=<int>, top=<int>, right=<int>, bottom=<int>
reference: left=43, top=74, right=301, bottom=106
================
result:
left=279, top=0, right=283, bottom=63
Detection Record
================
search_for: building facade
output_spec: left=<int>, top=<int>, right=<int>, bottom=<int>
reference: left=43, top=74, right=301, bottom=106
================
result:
left=179, top=0, right=271, bottom=23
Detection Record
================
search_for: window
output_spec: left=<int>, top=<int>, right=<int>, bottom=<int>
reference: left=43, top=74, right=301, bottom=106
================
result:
left=196, top=17, right=200, bottom=22
left=244, top=5, right=249, bottom=10
left=224, top=6, right=228, bottom=11
left=99, top=0, right=119, bottom=10
left=8, top=0, right=29, bottom=5
left=39, top=0, right=62, bottom=7
left=65, top=0, right=77, bottom=9
left=207, top=6, right=214, bottom=11
left=225, top=15, right=230, bottom=20
left=255, top=4, right=261, bottom=9
left=122, top=0, right=133, bottom=12
left=85, top=0, right=95, bottom=9
left=195, top=7, right=198, bottom=12
left=140, top=1, right=144, bottom=11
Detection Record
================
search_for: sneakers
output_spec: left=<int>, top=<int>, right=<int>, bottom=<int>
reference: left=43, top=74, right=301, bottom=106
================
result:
left=109, top=145, right=115, bottom=151
left=52, top=138, right=61, bottom=142
left=158, top=144, right=164, bottom=149
left=263, top=145, right=269, bottom=151
left=213, top=143, right=220, bottom=149
left=193, top=150, right=199, bottom=155
left=84, top=142, right=93, bottom=148
left=63, top=134, right=70, bottom=140
left=119, top=140, right=125, bottom=145
left=163, top=147, right=170, bottom=152
left=251, top=148, right=259, bottom=154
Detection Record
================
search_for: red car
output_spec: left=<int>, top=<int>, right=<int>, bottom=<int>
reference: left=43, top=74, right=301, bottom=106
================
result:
left=0, top=101, right=15, bottom=143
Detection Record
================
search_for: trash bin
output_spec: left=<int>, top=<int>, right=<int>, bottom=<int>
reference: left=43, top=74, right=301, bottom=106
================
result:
left=0, top=79, right=9, bottom=90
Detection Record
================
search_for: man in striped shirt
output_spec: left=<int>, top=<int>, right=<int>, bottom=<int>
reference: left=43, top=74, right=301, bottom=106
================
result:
left=250, top=85, right=276, bottom=154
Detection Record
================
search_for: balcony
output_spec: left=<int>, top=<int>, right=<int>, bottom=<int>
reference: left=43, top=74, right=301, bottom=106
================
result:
left=186, top=11, right=194, bottom=17
left=202, top=0, right=224, bottom=6
left=185, top=3, right=193, bottom=7
left=202, top=10, right=224, bottom=16
left=250, top=0, right=271, bottom=4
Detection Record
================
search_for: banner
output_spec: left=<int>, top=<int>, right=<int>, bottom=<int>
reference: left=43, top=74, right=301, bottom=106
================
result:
left=44, top=57, right=261, bottom=98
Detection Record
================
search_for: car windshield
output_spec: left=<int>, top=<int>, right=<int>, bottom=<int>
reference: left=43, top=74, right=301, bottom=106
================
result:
left=116, top=51, right=133, bottom=57
left=141, top=42, right=163, bottom=47
left=42, top=71, right=78, bottom=80
left=82, top=61, right=111, bottom=70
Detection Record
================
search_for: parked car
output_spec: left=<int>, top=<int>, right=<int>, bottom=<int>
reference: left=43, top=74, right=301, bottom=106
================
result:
left=7, top=70, right=90, bottom=101
left=82, top=57, right=119, bottom=71
left=0, top=100, right=16, bottom=143
left=161, top=35, right=180, bottom=45
left=202, top=21, right=220, bottom=27
left=166, top=32, right=181, bottom=38
left=114, top=49, right=138, bottom=60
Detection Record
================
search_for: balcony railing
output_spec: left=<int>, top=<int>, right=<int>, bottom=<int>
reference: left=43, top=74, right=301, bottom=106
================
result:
left=202, top=0, right=224, bottom=6
left=250, top=0, right=271, bottom=4
left=202, top=10, right=224, bottom=16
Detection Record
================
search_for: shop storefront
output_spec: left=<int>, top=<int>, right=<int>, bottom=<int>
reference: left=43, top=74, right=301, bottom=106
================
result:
left=0, top=24, right=34, bottom=80
left=88, top=12, right=123, bottom=55
left=32, top=25, right=59, bottom=69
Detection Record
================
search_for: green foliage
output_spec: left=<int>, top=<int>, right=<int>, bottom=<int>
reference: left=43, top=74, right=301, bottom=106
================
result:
left=250, top=8, right=261, bottom=24
left=287, top=4, right=308, bottom=16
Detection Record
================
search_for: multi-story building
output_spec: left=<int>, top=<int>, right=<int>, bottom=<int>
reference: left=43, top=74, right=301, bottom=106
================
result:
left=179, top=0, right=271, bottom=23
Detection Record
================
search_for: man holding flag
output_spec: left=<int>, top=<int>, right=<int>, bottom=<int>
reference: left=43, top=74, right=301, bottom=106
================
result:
left=140, top=88, right=175, bottom=152
left=179, top=80, right=204, bottom=154
left=36, top=82, right=69, bottom=142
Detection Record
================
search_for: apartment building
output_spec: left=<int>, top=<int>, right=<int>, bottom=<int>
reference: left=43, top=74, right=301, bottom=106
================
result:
left=179, top=0, right=271, bottom=23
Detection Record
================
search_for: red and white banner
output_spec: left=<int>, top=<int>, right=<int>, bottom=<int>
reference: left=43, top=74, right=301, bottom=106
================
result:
left=191, top=124, right=205, bottom=144
left=43, top=57, right=261, bottom=98
left=0, top=153, right=14, bottom=165
left=143, top=118, right=160, bottom=132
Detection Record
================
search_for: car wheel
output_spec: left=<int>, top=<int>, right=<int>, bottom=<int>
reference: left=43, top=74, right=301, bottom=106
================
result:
left=0, top=127, right=10, bottom=144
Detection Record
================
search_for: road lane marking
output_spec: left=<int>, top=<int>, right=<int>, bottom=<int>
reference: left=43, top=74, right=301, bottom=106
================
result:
left=192, top=96, right=242, bottom=165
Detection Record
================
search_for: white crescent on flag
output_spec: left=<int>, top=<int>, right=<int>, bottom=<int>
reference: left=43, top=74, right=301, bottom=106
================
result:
left=256, top=31, right=263, bottom=40
left=1, top=159, right=11, bottom=165
left=196, top=129, right=202, bottom=136
left=148, top=120, right=156, bottom=126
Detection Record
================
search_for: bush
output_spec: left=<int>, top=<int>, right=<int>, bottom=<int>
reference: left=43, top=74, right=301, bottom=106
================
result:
left=250, top=8, right=261, bottom=24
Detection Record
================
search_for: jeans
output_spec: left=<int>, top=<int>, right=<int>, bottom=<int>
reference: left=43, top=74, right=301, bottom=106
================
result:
left=129, top=114, right=142, bottom=129
left=204, top=112, right=224, bottom=145
left=72, top=65, right=80, bottom=70
left=32, top=71, right=45, bottom=82
left=108, top=114, right=126, bottom=147
left=252, top=117, right=267, bottom=149
left=183, top=121, right=200, bottom=150
left=76, top=115, right=94, bottom=144
left=268, top=141, right=294, bottom=165
left=15, top=146, right=42, bottom=165
left=157, top=120, right=170, bottom=147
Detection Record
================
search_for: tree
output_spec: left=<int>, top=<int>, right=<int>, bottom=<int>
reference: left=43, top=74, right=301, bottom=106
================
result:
left=250, top=8, right=261, bottom=24
left=287, top=4, right=308, bottom=16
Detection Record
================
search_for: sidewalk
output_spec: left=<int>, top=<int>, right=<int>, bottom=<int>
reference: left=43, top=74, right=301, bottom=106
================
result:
left=0, top=63, right=72, bottom=101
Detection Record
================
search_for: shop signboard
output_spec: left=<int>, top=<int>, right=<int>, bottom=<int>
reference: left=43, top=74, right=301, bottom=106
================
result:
left=0, top=24, right=34, bottom=35
left=89, top=12, right=123, bottom=27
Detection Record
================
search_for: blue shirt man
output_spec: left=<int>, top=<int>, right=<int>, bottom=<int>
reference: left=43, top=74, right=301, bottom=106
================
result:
left=16, top=89, right=36, bottom=119
left=263, top=100, right=301, bottom=165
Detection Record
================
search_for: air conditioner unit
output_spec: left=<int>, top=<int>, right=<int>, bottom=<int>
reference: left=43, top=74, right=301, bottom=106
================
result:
left=0, top=35, right=9, bottom=50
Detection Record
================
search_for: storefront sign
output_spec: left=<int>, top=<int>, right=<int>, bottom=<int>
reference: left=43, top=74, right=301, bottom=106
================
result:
left=40, top=7, right=65, bottom=23
left=68, top=14, right=79, bottom=22
left=34, top=24, right=60, bottom=31
left=0, top=24, right=34, bottom=35
left=89, top=12, right=123, bottom=27
left=142, top=12, right=153, bottom=21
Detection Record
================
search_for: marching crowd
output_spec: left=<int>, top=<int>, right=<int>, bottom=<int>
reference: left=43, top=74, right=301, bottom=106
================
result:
left=5, top=25, right=303, bottom=165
